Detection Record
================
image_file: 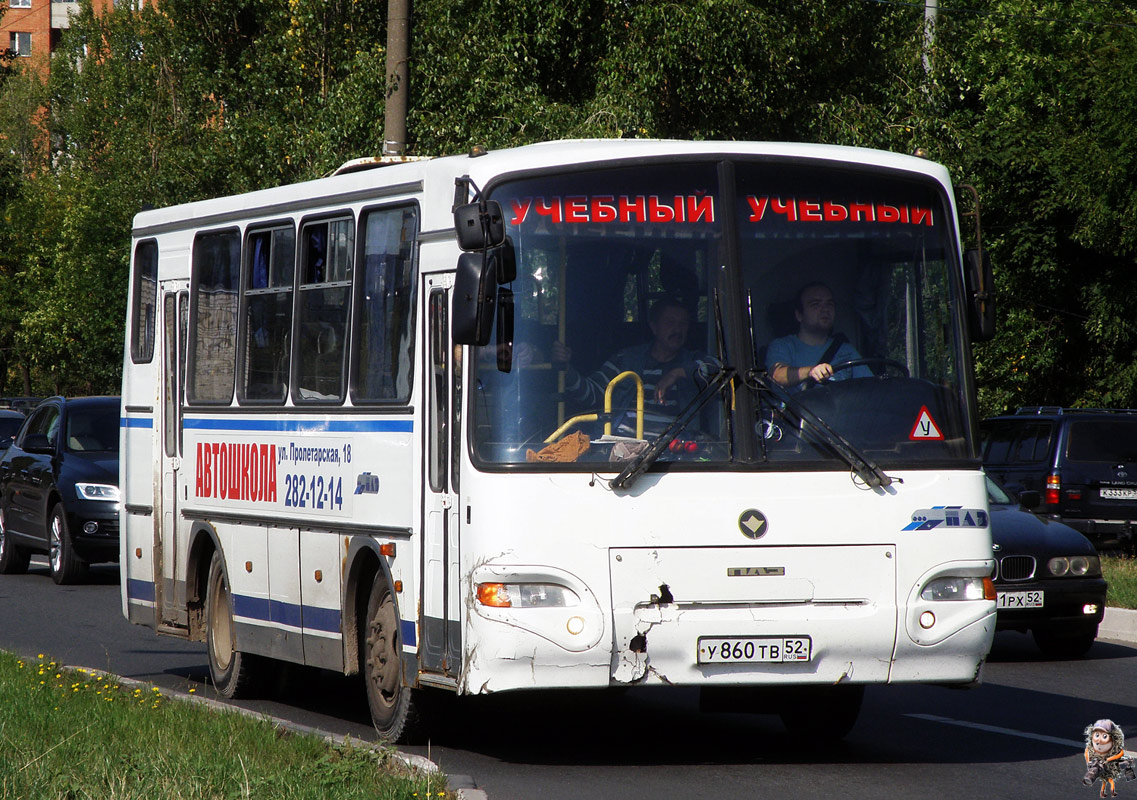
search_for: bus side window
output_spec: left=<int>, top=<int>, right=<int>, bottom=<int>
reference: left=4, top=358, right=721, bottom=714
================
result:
left=187, top=229, right=241, bottom=404
left=240, top=225, right=295, bottom=404
left=351, top=205, right=419, bottom=404
left=294, top=217, right=353, bottom=403
left=130, top=240, right=158, bottom=364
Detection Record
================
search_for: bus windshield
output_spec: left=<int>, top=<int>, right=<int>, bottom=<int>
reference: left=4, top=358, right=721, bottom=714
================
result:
left=471, top=158, right=973, bottom=470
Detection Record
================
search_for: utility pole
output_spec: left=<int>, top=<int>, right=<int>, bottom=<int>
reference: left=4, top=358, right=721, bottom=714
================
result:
left=923, top=0, right=938, bottom=76
left=383, top=0, right=410, bottom=156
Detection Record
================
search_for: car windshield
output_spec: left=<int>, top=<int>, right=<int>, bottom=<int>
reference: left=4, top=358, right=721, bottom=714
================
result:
left=986, top=475, right=1015, bottom=505
left=66, top=404, right=121, bottom=453
left=0, top=417, right=22, bottom=445
left=471, top=158, right=974, bottom=471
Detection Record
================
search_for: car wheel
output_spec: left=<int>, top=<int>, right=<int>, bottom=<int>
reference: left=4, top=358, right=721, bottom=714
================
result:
left=1033, top=626, right=1098, bottom=659
left=363, top=574, right=425, bottom=743
left=205, top=551, right=260, bottom=698
left=48, top=505, right=84, bottom=585
left=0, top=508, right=29, bottom=575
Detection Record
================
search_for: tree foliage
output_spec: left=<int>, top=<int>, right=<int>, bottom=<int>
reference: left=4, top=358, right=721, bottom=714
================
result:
left=1, top=0, right=1137, bottom=411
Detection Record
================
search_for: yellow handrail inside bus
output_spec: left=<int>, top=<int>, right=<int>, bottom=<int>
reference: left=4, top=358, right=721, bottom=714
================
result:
left=604, top=371, right=643, bottom=439
left=542, top=370, right=645, bottom=443
left=544, top=413, right=599, bottom=444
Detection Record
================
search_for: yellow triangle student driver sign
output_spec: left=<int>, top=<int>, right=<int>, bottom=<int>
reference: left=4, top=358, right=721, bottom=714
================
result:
left=909, top=406, right=944, bottom=441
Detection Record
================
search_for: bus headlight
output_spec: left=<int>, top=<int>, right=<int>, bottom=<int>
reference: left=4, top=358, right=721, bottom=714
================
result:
left=920, top=576, right=992, bottom=602
left=476, top=583, right=581, bottom=609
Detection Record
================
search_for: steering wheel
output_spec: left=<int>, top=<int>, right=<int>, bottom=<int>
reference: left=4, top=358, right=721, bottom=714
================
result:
left=829, top=358, right=910, bottom=378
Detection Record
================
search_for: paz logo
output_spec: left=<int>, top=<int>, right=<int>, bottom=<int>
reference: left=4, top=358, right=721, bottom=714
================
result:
left=738, top=509, right=769, bottom=540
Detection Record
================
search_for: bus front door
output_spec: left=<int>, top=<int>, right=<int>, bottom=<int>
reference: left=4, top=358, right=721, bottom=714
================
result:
left=421, top=281, right=461, bottom=678
left=158, top=283, right=188, bottom=629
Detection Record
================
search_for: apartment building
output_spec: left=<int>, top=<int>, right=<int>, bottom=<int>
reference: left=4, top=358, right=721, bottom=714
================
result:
left=2, top=0, right=121, bottom=66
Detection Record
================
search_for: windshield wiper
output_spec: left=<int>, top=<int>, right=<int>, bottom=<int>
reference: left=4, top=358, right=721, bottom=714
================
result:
left=609, top=365, right=735, bottom=491
left=745, top=369, right=893, bottom=490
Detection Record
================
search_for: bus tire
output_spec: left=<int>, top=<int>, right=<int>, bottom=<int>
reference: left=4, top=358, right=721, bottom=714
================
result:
left=363, top=574, right=422, bottom=743
left=205, top=551, right=259, bottom=698
left=48, top=505, right=84, bottom=585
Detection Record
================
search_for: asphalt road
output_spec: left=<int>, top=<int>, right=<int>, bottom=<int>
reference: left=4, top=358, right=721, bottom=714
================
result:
left=1, top=557, right=1131, bottom=800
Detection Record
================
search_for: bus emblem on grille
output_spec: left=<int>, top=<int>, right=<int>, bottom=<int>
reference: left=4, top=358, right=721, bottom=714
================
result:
left=738, top=509, right=768, bottom=539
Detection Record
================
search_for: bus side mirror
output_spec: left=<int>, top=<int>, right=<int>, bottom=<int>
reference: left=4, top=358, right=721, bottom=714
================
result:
left=453, top=251, right=497, bottom=345
left=453, top=240, right=516, bottom=346
left=964, top=248, right=996, bottom=342
left=454, top=200, right=505, bottom=251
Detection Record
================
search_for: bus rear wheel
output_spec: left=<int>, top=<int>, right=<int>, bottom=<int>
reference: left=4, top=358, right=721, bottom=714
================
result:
left=205, top=552, right=259, bottom=698
left=363, top=575, right=422, bottom=743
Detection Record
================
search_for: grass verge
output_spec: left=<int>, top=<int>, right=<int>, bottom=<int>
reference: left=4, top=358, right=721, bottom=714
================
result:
left=1103, top=556, right=1137, bottom=610
left=0, top=651, right=449, bottom=800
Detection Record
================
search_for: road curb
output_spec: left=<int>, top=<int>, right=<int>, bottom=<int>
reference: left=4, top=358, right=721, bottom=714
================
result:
left=1100, top=606, right=1137, bottom=644
left=64, top=666, right=486, bottom=800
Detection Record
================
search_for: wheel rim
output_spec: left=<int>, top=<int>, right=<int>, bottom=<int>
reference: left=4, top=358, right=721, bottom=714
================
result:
left=208, top=569, right=233, bottom=671
left=0, top=509, right=7, bottom=560
left=49, top=513, right=62, bottom=573
left=366, top=593, right=400, bottom=712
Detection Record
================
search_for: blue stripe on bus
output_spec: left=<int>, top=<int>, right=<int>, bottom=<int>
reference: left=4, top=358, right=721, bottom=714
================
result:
left=121, top=417, right=153, bottom=428
left=127, top=581, right=415, bottom=644
left=127, top=579, right=156, bottom=602
left=183, top=418, right=413, bottom=434
left=232, top=594, right=341, bottom=633
left=400, top=620, right=417, bottom=648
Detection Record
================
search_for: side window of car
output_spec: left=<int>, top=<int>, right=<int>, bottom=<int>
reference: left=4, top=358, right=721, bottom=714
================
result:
left=1013, top=423, right=1053, bottom=463
left=981, top=423, right=1015, bottom=463
left=20, top=406, right=59, bottom=449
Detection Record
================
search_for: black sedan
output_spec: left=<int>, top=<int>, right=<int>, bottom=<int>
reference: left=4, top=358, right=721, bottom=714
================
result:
left=988, top=475, right=1107, bottom=658
left=0, top=396, right=120, bottom=584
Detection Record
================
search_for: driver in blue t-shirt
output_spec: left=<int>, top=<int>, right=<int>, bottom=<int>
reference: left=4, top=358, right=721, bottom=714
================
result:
left=766, top=282, right=870, bottom=390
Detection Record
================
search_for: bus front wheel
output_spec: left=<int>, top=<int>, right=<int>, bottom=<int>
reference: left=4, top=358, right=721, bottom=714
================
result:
left=363, top=575, right=422, bottom=743
left=205, top=551, right=259, bottom=698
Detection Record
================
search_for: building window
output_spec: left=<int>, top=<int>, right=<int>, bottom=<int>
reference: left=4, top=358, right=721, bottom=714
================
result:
left=9, top=32, right=31, bottom=57
left=10, top=1, right=32, bottom=9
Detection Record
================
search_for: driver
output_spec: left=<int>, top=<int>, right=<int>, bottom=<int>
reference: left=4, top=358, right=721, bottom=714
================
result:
left=766, top=282, right=870, bottom=391
left=552, top=297, right=717, bottom=439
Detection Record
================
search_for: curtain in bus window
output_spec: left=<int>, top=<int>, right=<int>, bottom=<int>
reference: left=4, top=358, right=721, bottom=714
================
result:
left=188, top=230, right=240, bottom=404
left=241, top=227, right=295, bottom=403
left=131, top=240, right=158, bottom=364
left=352, top=206, right=419, bottom=403
left=296, top=218, right=352, bottom=402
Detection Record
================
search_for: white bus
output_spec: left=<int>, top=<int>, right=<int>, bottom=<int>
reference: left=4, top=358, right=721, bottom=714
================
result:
left=120, top=139, right=998, bottom=742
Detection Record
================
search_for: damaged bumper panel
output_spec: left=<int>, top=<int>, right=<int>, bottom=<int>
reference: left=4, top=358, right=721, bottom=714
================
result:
left=464, top=563, right=613, bottom=693
left=608, top=545, right=900, bottom=687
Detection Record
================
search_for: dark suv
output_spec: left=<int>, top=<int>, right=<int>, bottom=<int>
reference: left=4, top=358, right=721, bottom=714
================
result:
left=981, top=407, right=1137, bottom=548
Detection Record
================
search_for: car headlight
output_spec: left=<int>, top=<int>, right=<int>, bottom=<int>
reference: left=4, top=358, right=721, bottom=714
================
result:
left=920, top=576, right=992, bottom=601
left=476, top=583, right=581, bottom=608
left=1048, top=555, right=1101, bottom=577
left=75, top=483, right=120, bottom=502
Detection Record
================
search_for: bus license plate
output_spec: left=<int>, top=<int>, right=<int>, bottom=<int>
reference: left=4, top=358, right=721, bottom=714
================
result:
left=997, top=590, right=1044, bottom=609
left=697, top=636, right=812, bottom=664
